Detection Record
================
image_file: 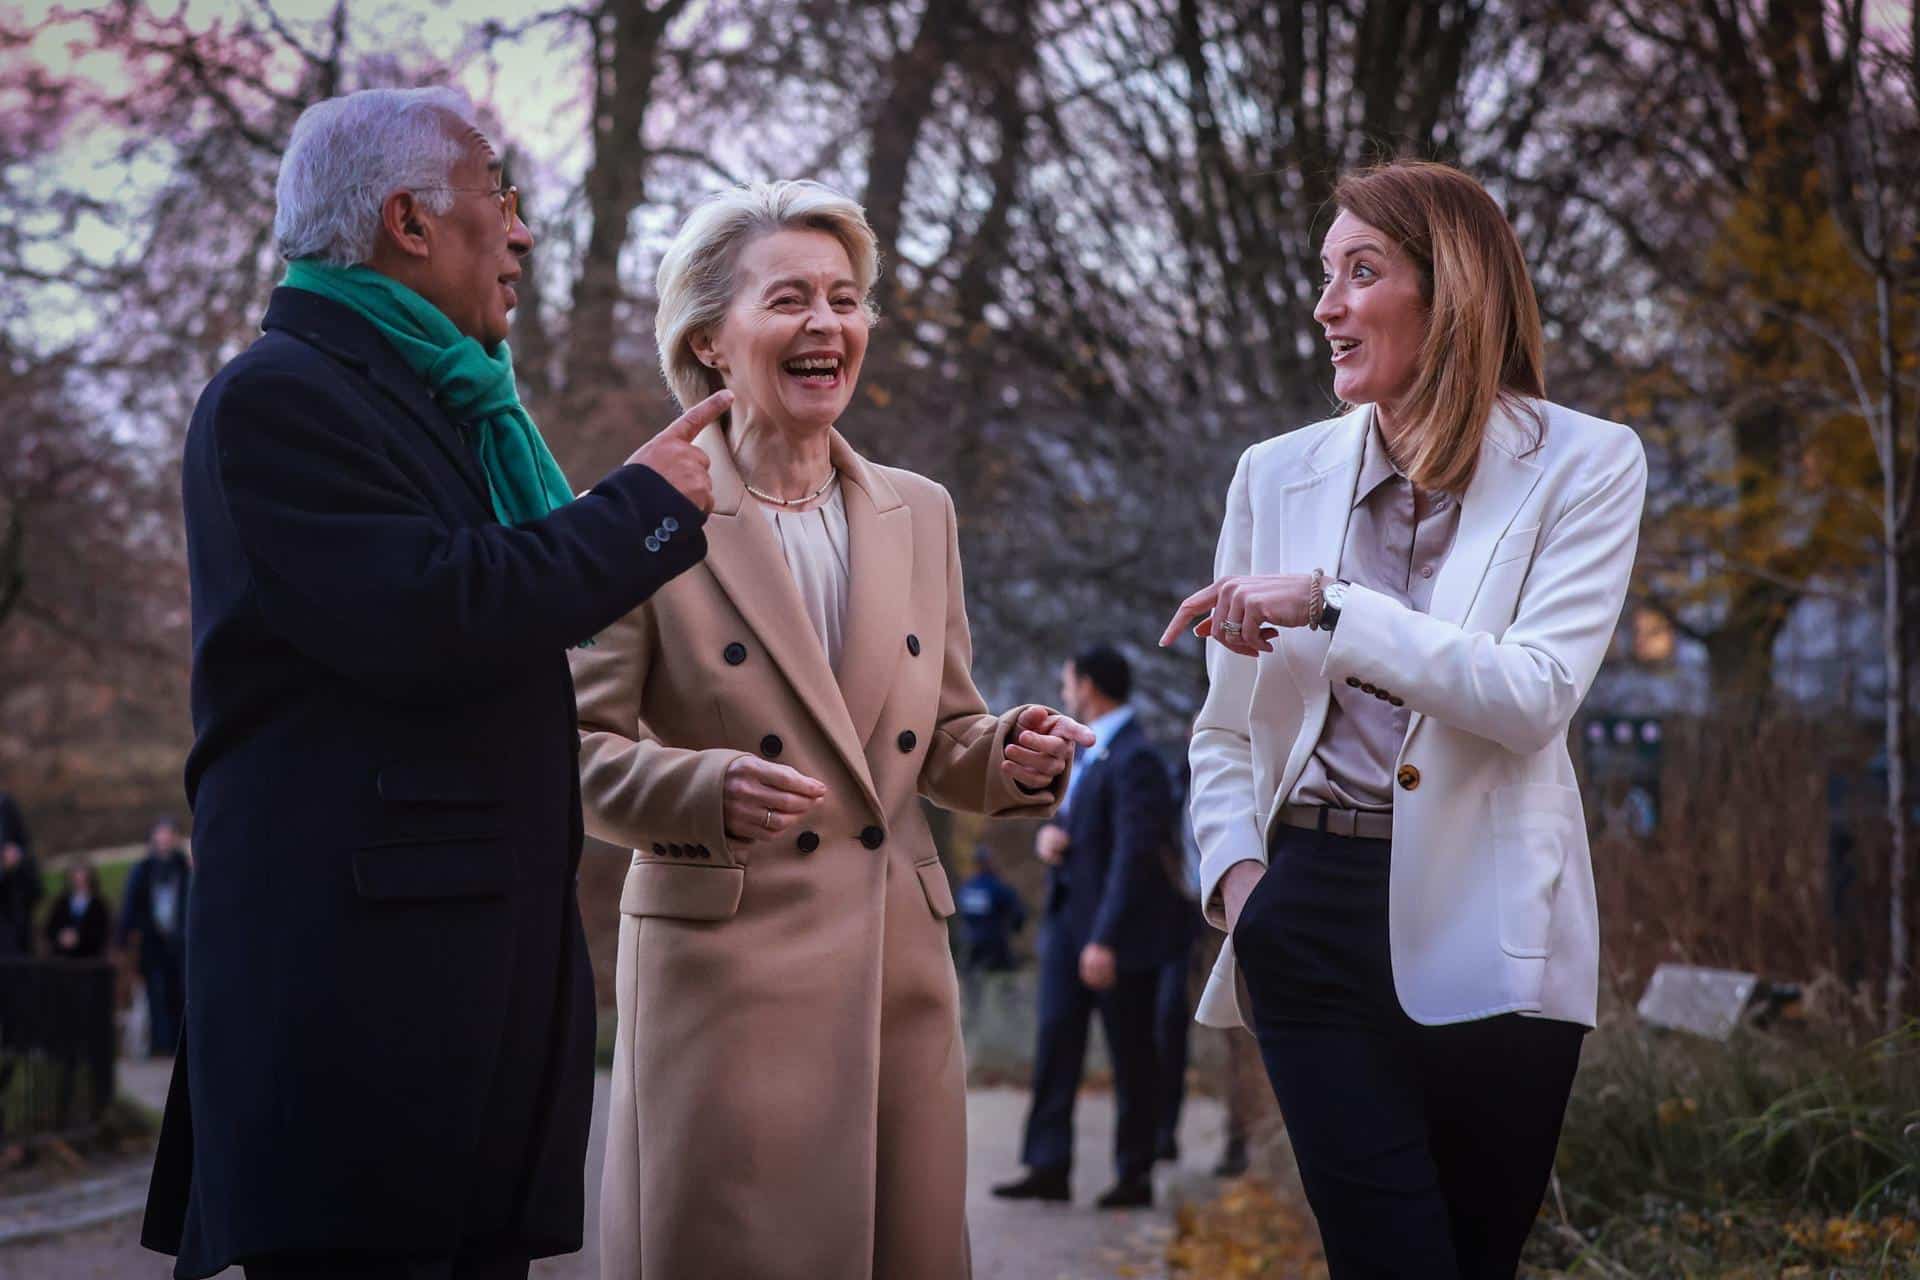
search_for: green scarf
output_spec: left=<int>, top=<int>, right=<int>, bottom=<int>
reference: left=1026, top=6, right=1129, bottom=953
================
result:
left=280, top=259, right=573, bottom=526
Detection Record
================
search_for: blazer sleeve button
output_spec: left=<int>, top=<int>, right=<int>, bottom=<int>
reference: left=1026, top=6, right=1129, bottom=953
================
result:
left=1389, top=696, right=1405, bottom=707
left=797, top=831, right=820, bottom=854
left=1396, top=764, right=1421, bottom=791
left=645, top=536, right=661, bottom=553
left=1346, top=676, right=1362, bottom=688
left=906, top=634, right=921, bottom=657
left=652, top=843, right=666, bottom=856
left=662, top=515, right=680, bottom=533
left=724, top=642, right=748, bottom=666
left=897, top=730, right=917, bottom=753
left=761, top=734, right=783, bottom=758
left=860, top=826, right=885, bottom=850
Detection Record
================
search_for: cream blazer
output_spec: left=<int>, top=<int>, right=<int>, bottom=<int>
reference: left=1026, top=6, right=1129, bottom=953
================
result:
left=1190, top=399, right=1647, bottom=1029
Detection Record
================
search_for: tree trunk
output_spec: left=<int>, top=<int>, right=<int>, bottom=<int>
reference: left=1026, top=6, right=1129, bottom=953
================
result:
left=1877, top=265, right=1910, bottom=1033
left=564, top=0, right=681, bottom=403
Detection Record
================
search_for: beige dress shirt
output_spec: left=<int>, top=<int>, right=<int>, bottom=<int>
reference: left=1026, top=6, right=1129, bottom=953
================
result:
left=756, top=478, right=850, bottom=670
left=1290, top=420, right=1462, bottom=811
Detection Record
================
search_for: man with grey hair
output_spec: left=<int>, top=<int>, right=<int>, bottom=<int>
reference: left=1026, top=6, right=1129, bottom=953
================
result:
left=140, top=87, right=729, bottom=1280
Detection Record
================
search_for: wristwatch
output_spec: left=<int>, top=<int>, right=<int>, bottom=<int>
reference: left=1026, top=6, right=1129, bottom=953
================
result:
left=1316, top=579, right=1349, bottom=632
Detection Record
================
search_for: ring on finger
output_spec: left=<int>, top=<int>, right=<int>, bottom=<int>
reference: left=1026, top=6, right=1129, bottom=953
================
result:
left=1219, top=619, right=1243, bottom=636
left=763, top=807, right=775, bottom=830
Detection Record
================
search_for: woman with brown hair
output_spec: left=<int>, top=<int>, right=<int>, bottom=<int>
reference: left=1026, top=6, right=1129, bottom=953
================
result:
left=1164, top=160, right=1647, bottom=1277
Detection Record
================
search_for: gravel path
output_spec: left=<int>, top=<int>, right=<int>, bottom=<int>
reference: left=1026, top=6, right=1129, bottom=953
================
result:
left=0, top=1065, right=1224, bottom=1279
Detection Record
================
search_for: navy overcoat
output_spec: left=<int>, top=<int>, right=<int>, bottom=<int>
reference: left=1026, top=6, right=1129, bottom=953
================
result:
left=142, top=288, right=707, bottom=1277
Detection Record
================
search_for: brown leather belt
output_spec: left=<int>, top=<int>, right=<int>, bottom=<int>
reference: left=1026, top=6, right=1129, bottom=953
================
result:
left=1277, top=803, right=1394, bottom=841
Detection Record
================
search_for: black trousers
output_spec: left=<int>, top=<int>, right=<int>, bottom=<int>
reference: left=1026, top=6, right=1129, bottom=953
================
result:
left=1234, top=824, right=1584, bottom=1280
left=1153, top=946, right=1193, bottom=1148
left=1019, top=918, right=1160, bottom=1182
left=245, top=1255, right=527, bottom=1280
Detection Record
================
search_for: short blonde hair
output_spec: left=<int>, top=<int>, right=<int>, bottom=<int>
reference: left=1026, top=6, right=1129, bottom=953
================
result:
left=1332, top=161, right=1545, bottom=493
left=654, top=180, right=881, bottom=411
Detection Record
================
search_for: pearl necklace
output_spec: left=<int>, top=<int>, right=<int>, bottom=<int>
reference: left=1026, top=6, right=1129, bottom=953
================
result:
left=745, top=469, right=838, bottom=508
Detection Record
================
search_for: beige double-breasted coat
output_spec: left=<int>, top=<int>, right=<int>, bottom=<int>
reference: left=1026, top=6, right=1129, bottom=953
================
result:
left=571, top=427, right=1061, bottom=1279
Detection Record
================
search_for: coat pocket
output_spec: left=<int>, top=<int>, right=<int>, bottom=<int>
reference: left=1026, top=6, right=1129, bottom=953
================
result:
left=618, top=860, right=745, bottom=921
left=1488, top=783, right=1582, bottom=958
left=914, top=856, right=957, bottom=920
left=1488, top=525, right=1541, bottom=568
left=353, top=837, right=512, bottom=902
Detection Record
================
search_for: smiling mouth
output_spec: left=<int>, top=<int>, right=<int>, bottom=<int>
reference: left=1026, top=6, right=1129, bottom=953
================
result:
left=782, top=355, right=843, bottom=387
left=1329, top=338, right=1361, bottom=362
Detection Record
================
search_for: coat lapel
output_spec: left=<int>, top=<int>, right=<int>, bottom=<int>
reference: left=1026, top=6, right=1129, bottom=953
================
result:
left=1267, top=409, right=1368, bottom=824
left=1403, top=400, right=1547, bottom=745
left=1276, top=408, right=1368, bottom=702
left=696, top=426, right=882, bottom=812
left=831, top=431, right=911, bottom=750
left=264, top=289, right=496, bottom=517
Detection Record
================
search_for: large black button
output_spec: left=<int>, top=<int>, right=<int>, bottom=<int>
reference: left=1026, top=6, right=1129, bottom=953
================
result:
left=652, top=843, right=666, bottom=856
left=797, top=831, right=820, bottom=854
left=860, top=825, right=885, bottom=850
left=724, top=642, right=748, bottom=666
left=906, top=634, right=921, bottom=657
left=897, top=730, right=917, bottom=753
left=761, top=734, right=783, bottom=758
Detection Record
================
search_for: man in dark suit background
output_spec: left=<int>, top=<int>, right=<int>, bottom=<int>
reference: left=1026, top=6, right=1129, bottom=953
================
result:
left=993, top=645, right=1184, bottom=1209
left=142, top=86, right=728, bottom=1280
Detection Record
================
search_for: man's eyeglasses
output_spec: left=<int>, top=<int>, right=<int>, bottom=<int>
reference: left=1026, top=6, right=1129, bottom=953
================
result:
left=415, top=183, right=520, bottom=231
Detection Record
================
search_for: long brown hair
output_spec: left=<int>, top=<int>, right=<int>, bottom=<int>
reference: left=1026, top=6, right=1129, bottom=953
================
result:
left=1331, top=161, right=1546, bottom=493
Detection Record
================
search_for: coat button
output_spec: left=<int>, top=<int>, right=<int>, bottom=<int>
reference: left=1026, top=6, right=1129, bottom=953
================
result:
left=897, top=730, right=917, bottom=753
left=724, top=642, right=748, bottom=666
left=645, top=536, right=661, bottom=553
left=1346, top=676, right=1362, bottom=688
left=906, top=634, right=921, bottom=657
left=860, top=826, right=885, bottom=850
left=1397, top=764, right=1421, bottom=791
left=662, top=516, right=680, bottom=533
left=696, top=845, right=710, bottom=858
left=1362, top=683, right=1378, bottom=695
left=652, top=843, right=666, bottom=856
left=1389, top=696, right=1405, bottom=707
left=761, top=734, right=783, bottom=758
left=797, top=831, right=820, bottom=854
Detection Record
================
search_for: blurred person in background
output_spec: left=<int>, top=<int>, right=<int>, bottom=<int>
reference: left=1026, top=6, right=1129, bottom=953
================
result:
left=0, top=789, right=41, bottom=957
left=1168, top=160, right=1647, bottom=1279
left=573, top=178, right=1091, bottom=1280
left=45, top=859, right=111, bottom=960
left=957, top=846, right=1027, bottom=975
left=118, top=816, right=191, bottom=1055
left=994, top=645, right=1187, bottom=1210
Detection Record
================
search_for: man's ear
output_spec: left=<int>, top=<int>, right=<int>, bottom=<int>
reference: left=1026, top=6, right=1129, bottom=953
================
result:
left=378, top=191, right=432, bottom=259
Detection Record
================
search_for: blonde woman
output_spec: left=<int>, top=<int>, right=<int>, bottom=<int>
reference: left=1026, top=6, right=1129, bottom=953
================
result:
left=1164, top=161, right=1647, bottom=1279
left=571, top=180, right=1092, bottom=1280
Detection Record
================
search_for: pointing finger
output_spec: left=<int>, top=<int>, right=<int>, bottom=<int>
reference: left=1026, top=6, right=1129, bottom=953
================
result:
left=1161, top=583, right=1221, bottom=646
left=663, top=389, right=733, bottom=441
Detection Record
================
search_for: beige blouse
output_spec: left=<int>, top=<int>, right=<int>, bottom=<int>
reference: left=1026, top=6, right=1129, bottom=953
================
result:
left=1290, top=418, right=1462, bottom=811
left=755, top=478, right=850, bottom=670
